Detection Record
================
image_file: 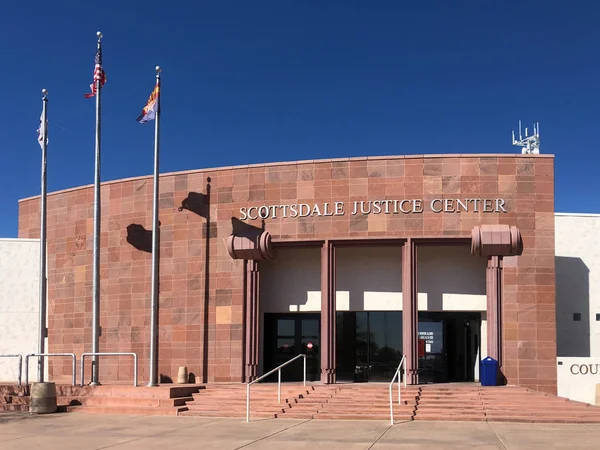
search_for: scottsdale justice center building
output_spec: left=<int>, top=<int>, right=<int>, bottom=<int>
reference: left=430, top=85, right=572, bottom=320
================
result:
left=3, top=154, right=600, bottom=403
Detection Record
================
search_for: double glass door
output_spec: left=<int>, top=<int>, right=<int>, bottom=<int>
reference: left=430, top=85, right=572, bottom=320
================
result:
left=418, top=312, right=480, bottom=383
left=263, top=313, right=320, bottom=382
left=336, top=312, right=403, bottom=382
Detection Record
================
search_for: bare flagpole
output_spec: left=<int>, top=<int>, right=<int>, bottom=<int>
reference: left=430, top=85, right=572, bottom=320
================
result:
left=148, top=66, right=162, bottom=387
left=91, top=31, right=103, bottom=385
left=37, top=88, right=49, bottom=383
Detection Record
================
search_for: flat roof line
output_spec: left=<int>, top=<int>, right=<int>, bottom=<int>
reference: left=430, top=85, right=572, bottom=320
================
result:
left=0, top=238, right=40, bottom=242
left=555, top=212, right=600, bottom=218
left=18, top=153, right=555, bottom=202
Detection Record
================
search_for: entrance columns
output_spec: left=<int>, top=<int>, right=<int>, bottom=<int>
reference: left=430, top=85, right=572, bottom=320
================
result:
left=320, top=241, right=336, bottom=384
left=226, top=230, right=275, bottom=383
left=402, top=239, right=419, bottom=385
left=486, top=256, right=502, bottom=365
left=471, top=225, right=523, bottom=372
left=244, top=260, right=260, bottom=382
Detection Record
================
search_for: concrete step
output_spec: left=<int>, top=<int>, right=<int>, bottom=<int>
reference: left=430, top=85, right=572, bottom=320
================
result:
left=59, top=396, right=194, bottom=408
left=314, top=412, right=414, bottom=421
left=181, top=410, right=276, bottom=418
left=0, top=404, right=29, bottom=412
left=66, top=405, right=185, bottom=416
left=186, top=403, right=293, bottom=412
left=486, top=415, right=600, bottom=423
left=1, top=396, right=29, bottom=405
left=414, top=415, right=486, bottom=421
left=416, top=405, right=484, bottom=411
left=56, top=385, right=203, bottom=399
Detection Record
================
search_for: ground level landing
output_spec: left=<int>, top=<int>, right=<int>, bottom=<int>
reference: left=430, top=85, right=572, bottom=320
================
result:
left=2, top=413, right=600, bottom=449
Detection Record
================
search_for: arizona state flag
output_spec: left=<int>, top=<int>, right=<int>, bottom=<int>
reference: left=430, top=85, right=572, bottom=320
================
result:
left=136, top=83, right=159, bottom=123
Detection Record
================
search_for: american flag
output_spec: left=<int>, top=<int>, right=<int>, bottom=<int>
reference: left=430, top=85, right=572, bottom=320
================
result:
left=84, top=48, right=107, bottom=98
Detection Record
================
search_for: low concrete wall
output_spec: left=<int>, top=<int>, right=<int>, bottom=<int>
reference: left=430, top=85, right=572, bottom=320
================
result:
left=557, top=357, right=600, bottom=405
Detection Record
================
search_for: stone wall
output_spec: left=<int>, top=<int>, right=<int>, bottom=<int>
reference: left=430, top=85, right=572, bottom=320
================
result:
left=18, top=154, right=556, bottom=392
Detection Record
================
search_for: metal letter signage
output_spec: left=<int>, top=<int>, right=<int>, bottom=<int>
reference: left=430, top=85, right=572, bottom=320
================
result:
left=240, top=198, right=507, bottom=221
left=569, top=364, right=600, bottom=375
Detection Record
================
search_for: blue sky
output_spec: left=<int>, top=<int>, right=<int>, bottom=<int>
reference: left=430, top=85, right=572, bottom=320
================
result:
left=1, top=1, right=598, bottom=237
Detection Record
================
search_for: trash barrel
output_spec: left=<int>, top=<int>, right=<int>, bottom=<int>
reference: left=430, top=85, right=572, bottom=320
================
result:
left=29, top=382, right=57, bottom=414
left=480, top=357, right=498, bottom=386
left=177, top=366, right=188, bottom=384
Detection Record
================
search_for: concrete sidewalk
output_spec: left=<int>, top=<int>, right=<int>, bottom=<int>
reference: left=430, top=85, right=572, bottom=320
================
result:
left=1, top=412, right=599, bottom=449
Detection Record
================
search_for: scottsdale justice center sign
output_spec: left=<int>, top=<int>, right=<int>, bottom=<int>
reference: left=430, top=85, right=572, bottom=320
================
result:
left=240, top=198, right=507, bottom=220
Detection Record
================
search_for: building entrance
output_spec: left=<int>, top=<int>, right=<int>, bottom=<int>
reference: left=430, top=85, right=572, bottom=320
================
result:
left=336, top=312, right=403, bottom=382
left=417, top=312, right=481, bottom=383
left=263, top=313, right=320, bottom=382
left=334, top=311, right=480, bottom=384
left=263, top=311, right=480, bottom=384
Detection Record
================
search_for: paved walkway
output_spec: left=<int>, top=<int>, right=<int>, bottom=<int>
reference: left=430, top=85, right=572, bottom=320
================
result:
left=1, top=412, right=599, bottom=449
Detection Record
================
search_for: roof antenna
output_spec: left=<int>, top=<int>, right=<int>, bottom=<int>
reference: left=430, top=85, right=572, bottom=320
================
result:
left=512, top=120, right=540, bottom=154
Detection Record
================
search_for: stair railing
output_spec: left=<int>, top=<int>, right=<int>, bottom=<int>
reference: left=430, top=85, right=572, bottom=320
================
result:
left=80, top=352, right=138, bottom=387
left=388, top=354, right=406, bottom=425
left=246, top=353, right=306, bottom=422
left=24, top=353, right=77, bottom=386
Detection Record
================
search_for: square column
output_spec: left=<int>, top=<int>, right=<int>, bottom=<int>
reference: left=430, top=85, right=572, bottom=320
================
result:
left=402, top=239, right=419, bottom=385
left=320, top=241, right=336, bottom=384
left=486, top=256, right=502, bottom=365
left=244, top=260, right=260, bottom=382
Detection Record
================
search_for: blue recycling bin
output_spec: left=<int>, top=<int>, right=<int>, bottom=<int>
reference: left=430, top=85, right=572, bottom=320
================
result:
left=480, top=356, right=499, bottom=386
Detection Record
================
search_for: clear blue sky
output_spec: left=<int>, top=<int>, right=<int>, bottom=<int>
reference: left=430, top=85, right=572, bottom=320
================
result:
left=1, top=1, right=598, bottom=237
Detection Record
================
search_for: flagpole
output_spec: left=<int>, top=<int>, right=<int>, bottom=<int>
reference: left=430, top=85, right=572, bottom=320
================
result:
left=148, top=66, right=161, bottom=387
left=91, top=31, right=103, bottom=385
left=38, top=88, right=49, bottom=383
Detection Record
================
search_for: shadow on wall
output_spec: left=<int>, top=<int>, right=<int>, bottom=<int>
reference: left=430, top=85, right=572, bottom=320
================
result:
left=418, top=245, right=487, bottom=311
left=126, top=224, right=154, bottom=253
left=178, top=191, right=210, bottom=218
left=231, top=217, right=265, bottom=237
left=556, top=256, right=590, bottom=357
left=178, top=181, right=212, bottom=383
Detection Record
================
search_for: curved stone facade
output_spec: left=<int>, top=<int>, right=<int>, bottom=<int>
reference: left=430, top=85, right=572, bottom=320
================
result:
left=17, top=154, right=556, bottom=392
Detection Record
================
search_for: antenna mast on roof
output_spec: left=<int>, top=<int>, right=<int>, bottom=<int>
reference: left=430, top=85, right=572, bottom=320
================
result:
left=512, top=120, right=540, bottom=154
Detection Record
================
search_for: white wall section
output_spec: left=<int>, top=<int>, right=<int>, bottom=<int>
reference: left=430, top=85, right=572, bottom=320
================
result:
left=0, top=238, right=42, bottom=383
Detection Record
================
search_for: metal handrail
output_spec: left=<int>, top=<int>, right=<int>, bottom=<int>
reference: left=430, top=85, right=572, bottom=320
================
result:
left=388, top=354, right=407, bottom=425
left=246, top=353, right=306, bottom=422
left=24, top=353, right=76, bottom=386
left=0, top=354, right=23, bottom=386
left=80, top=352, right=138, bottom=387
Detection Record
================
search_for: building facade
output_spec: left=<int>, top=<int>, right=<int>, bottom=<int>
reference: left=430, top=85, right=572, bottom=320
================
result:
left=555, top=213, right=600, bottom=404
left=15, top=154, right=557, bottom=393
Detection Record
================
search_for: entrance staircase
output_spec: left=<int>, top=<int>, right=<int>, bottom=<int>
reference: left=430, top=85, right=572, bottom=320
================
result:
left=5, top=383, right=600, bottom=423
left=182, top=383, right=600, bottom=423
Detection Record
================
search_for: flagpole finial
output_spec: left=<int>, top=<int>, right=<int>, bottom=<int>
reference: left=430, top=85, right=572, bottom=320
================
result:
left=42, top=88, right=48, bottom=97
left=155, top=66, right=161, bottom=73
left=97, top=31, right=103, bottom=40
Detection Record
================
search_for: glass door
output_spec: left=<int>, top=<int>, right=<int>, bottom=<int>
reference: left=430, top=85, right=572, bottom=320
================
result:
left=264, top=313, right=320, bottom=382
left=336, top=311, right=403, bottom=382
left=417, top=316, right=446, bottom=383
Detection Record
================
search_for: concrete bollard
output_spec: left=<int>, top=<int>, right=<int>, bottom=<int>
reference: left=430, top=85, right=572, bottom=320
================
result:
left=177, top=366, right=188, bottom=384
left=29, top=382, right=57, bottom=414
